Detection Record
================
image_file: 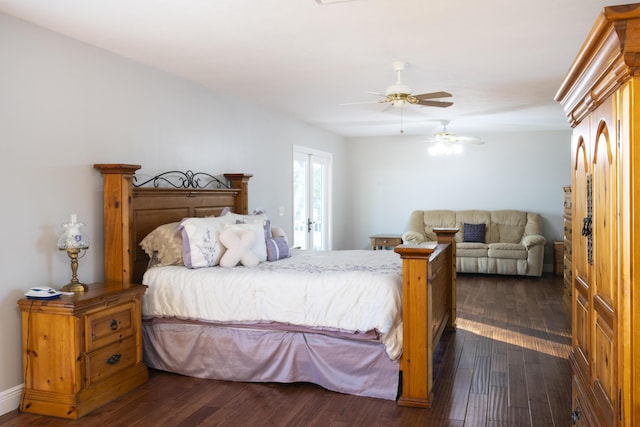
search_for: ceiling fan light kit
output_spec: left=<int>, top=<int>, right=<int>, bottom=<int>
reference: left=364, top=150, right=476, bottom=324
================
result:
left=428, top=142, right=463, bottom=156
left=426, top=120, right=484, bottom=155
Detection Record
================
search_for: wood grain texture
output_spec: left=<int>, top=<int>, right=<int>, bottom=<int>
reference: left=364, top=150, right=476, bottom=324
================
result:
left=3, top=274, right=571, bottom=426
left=555, top=5, right=640, bottom=425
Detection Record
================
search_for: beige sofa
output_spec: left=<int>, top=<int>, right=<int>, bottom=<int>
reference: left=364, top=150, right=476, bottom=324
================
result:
left=402, top=209, right=546, bottom=277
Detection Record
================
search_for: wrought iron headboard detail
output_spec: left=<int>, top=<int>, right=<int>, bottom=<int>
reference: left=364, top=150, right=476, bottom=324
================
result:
left=132, top=170, right=231, bottom=189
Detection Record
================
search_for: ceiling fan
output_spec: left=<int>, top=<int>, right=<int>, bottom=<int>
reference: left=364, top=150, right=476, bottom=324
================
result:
left=342, top=61, right=454, bottom=109
left=426, top=120, right=484, bottom=155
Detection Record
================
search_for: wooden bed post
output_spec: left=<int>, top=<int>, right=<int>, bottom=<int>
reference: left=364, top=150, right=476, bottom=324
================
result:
left=94, top=164, right=141, bottom=289
left=394, top=228, right=458, bottom=409
left=394, top=243, right=436, bottom=408
left=434, top=227, right=458, bottom=329
left=224, top=173, right=253, bottom=215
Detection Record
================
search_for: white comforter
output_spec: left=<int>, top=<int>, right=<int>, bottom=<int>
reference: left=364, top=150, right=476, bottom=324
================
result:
left=142, top=249, right=404, bottom=359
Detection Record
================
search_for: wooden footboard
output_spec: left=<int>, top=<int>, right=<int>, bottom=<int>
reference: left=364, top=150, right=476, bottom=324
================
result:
left=394, top=227, right=457, bottom=408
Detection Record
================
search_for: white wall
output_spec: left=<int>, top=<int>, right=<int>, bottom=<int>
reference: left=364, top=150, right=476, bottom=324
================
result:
left=0, top=12, right=347, bottom=409
left=345, top=131, right=571, bottom=256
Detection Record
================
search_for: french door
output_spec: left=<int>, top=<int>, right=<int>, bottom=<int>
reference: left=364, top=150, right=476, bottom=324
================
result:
left=292, top=146, right=332, bottom=250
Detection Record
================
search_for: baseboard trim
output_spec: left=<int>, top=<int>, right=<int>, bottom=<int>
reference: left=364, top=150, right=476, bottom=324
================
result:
left=0, top=384, right=23, bottom=416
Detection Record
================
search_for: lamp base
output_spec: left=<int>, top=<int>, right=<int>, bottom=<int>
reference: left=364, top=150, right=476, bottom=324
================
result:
left=60, top=282, right=88, bottom=293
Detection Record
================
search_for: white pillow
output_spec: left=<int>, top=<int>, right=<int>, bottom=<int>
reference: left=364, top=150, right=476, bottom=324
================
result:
left=224, top=222, right=268, bottom=262
left=178, top=215, right=235, bottom=268
left=224, top=212, right=269, bottom=225
left=219, top=228, right=259, bottom=268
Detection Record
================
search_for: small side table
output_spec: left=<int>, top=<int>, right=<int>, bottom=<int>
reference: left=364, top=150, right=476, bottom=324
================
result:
left=369, top=234, right=403, bottom=250
left=18, top=283, right=148, bottom=419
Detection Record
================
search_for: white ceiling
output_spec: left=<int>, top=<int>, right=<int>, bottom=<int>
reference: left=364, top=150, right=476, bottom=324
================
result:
left=0, top=0, right=626, bottom=137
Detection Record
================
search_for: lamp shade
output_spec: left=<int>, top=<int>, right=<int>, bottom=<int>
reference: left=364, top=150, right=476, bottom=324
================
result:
left=57, top=214, right=90, bottom=250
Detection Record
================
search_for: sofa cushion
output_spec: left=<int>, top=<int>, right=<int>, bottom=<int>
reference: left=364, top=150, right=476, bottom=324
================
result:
left=463, top=223, right=486, bottom=243
left=488, top=243, right=528, bottom=259
left=491, top=210, right=527, bottom=243
left=457, top=242, right=488, bottom=257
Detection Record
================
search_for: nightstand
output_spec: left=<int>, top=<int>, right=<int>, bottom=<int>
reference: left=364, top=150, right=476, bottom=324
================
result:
left=17, top=283, right=148, bottom=419
left=369, top=234, right=403, bottom=250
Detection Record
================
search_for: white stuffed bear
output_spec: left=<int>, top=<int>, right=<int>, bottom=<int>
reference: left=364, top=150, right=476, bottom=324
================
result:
left=219, top=228, right=259, bottom=268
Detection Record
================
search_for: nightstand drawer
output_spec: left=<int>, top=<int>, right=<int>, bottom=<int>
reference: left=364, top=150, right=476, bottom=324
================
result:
left=564, top=218, right=572, bottom=240
left=86, top=302, right=135, bottom=351
left=86, top=335, right=136, bottom=385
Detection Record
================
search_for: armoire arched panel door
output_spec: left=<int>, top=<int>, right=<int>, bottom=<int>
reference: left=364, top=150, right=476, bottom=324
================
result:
left=556, top=4, right=640, bottom=426
left=590, top=106, right=618, bottom=427
left=570, top=102, right=619, bottom=427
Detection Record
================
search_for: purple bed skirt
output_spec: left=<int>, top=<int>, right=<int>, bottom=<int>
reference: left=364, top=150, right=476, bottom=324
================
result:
left=142, top=318, right=400, bottom=400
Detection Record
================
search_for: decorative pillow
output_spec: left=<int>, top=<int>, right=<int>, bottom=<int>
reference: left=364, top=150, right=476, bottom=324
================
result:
left=270, top=225, right=288, bottom=244
left=224, top=222, right=268, bottom=262
left=226, top=212, right=268, bottom=226
left=218, top=228, right=259, bottom=267
left=263, top=219, right=272, bottom=239
left=266, top=236, right=290, bottom=261
left=178, top=215, right=235, bottom=268
left=139, top=222, right=183, bottom=266
left=463, top=223, right=486, bottom=243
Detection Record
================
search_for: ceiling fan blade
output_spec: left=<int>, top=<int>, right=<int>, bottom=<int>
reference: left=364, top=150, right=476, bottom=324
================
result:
left=414, top=91, right=452, bottom=100
left=339, top=100, right=382, bottom=106
left=364, top=91, right=387, bottom=97
left=417, top=99, right=454, bottom=108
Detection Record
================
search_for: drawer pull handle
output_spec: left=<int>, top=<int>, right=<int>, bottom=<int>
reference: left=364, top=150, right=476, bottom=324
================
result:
left=106, top=353, right=121, bottom=365
left=110, top=319, right=118, bottom=330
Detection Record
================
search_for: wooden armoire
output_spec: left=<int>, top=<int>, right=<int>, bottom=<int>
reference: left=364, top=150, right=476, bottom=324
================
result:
left=555, top=4, right=640, bottom=426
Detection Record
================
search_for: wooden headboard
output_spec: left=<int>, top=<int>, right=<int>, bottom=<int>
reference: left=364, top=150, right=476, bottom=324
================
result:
left=94, top=164, right=252, bottom=288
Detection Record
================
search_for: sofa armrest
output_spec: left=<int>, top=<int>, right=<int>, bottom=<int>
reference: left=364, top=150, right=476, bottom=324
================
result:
left=402, top=231, right=426, bottom=244
left=521, top=234, right=546, bottom=249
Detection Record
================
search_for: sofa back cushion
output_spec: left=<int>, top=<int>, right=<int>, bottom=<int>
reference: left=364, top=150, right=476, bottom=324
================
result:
left=490, top=210, right=527, bottom=243
left=409, top=210, right=456, bottom=241
left=524, top=212, right=544, bottom=236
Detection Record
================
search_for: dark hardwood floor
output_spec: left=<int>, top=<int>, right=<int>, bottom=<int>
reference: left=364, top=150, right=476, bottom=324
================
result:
left=0, top=273, right=572, bottom=427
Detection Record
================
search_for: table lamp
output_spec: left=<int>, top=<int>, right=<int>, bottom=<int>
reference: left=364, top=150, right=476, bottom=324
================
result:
left=57, top=213, right=90, bottom=292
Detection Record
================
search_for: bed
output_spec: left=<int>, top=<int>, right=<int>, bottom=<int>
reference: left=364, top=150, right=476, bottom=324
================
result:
left=94, top=163, right=457, bottom=408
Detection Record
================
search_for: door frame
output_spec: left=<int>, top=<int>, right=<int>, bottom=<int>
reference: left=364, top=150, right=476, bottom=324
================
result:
left=292, top=145, right=333, bottom=250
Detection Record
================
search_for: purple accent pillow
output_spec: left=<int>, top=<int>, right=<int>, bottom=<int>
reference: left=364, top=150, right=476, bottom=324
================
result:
left=266, top=236, right=290, bottom=261
left=263, top=219, right=272, bottom=239
left=463, top=223, right=486, bottom=243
